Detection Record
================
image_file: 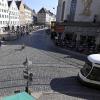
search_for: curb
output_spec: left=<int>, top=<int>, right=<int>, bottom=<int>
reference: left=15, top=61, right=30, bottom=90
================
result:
left=57, top=47, right=87, bottom=61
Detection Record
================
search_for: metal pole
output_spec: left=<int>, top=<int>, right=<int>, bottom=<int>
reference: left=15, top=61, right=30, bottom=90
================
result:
left=25, top=81, right=29, bottom=93
left=27, top=64, right=29, bottom=92
left=24, top=57, right=32, bottom=94
left=25, top=59, right=29, bottom=93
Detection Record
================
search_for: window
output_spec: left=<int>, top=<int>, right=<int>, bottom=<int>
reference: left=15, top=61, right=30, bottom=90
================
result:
left=61, top=1, right=65, bottom=21
left=87, top=67, right=100, bottom=82
left=2, top=15, right=4, bottom=18
left=81, top=61, right=92, bottom=77
left=68, top=0, right=77, bottom=21
left=0, top=21, right=2, bottom=24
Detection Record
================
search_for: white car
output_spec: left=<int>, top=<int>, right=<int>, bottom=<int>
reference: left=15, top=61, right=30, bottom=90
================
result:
left=78, top=54, right=100, bottom=88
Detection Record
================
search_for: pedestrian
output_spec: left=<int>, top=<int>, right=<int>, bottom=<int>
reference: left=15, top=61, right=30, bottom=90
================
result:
left=93, top=15, right=97, bottom=23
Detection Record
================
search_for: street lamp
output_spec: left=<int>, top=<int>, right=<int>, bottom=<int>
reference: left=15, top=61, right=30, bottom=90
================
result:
left=23, top=57, right=32, bottom=93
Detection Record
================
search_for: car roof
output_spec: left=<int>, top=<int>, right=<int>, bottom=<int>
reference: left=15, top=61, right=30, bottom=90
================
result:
left=88, top=54, right=100, bottom=64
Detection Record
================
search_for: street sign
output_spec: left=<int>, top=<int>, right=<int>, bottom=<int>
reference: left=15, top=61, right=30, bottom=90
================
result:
left=55, top=26, right=65, bottom=33
left=23, top=69, right=28, bottom=79
left=23, top=69, right=33, bottom=81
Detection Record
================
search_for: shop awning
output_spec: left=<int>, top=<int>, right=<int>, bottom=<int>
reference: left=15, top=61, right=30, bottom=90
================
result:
left=2, top=92, right=36, bottom=100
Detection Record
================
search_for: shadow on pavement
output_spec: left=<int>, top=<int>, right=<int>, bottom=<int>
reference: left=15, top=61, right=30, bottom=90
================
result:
left=3, top=30, right=87, bottom=62
left=50, top=76, right=100, bottom=100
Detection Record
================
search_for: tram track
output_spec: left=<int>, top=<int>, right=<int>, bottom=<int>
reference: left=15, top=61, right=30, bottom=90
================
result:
left=0, top=76, right=78, bottom=90
left=32, top=48, right=84, bottom=69
left=0, top=63, right=80, bottom=71
left=0, top=77, right=52, bottom=90
left=0, top=48, right=84, bottom=70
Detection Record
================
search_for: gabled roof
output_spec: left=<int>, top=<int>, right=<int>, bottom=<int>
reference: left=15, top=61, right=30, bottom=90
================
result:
left=38, top=8, right=48, bottom=13
left=33, top=9, right=36, bottom=14
left=38, top=7, right=55, bottom=16
left=48, top=10, right=54, bottom=16
left=24, top=4, right=32, bottom=11
left=15, top=1, right=21, bottom=9
left=8, top=1, right=12, bottom=7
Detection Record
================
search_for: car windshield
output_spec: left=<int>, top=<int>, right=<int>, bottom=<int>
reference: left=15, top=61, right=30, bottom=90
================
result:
left=87, top=64, right=100, bottom=81
left=81, top=60, right=92, bottom=77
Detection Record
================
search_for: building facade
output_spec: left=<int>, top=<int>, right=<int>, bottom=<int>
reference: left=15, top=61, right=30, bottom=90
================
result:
left=32, top=9, right=37, bottom=24
left=0, top=0, right=9, bottom=28
left=37, top=8, right=56, bottom=25
left=16, top=0, right=25, bottom=26
left=24, top=4, right=33, bottom=25
left=8, top=0, right=20, bottom=29
left=54, top=0, right=100, bottom=53
left=57, top=0, right=100, bottom=22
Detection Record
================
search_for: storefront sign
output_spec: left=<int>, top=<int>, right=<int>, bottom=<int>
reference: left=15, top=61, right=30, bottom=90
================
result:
left=55, top=26, right=65, bottom=33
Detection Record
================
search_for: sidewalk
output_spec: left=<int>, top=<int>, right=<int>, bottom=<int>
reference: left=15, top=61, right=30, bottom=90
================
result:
left=59, top=47, right=87, bottom=57
left=31, top=91, right=86, bottom=100
left=57, top=47, right=87, bottom=61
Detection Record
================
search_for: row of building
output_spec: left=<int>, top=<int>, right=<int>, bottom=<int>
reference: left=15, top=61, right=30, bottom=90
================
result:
left=0, top=0, right=56, bottom=33
left=0, top=0, right=37, bottom=30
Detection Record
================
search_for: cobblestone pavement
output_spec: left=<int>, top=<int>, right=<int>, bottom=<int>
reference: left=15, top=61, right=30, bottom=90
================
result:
left=0, top=30, right=100, bottom=100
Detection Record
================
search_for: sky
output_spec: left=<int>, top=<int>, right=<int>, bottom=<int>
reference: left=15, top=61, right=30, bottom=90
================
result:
left=23, top=0, right=58, bottom=14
